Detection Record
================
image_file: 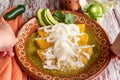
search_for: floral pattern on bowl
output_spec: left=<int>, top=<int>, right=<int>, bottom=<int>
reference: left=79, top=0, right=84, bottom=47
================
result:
left=15, top=11, right=111, bottom=80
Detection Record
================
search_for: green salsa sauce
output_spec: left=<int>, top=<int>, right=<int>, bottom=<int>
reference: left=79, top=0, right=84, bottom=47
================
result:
left=26, top=28, right=100, bottom=77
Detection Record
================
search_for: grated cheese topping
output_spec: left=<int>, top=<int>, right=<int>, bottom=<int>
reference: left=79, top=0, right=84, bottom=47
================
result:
left=38, top=23, right=95, bottom=71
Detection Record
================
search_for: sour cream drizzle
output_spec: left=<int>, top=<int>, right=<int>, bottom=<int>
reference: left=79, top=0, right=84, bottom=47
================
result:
left=38, top=23, right=95, bottom=71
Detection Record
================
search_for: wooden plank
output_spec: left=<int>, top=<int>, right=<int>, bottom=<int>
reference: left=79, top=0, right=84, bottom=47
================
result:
left=114, top=1, right=120, bottom=25
left=0, top=0, right=10, bottom=16
left=98, top=10, right=120, bottom=44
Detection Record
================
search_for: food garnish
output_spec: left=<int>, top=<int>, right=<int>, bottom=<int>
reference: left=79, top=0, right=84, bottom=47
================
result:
left=36, top=9, right=46, bottom=26
left=36, top=9, right=76, bottom=27
left=53, top=10, right=76, bottom=24
left=36, top=9, right=58, bottom=27
left=36, top=23, right=95, bottom=71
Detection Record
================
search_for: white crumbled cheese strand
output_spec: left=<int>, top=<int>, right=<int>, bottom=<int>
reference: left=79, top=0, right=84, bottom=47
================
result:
left=82, top=52, right=90, bottom=60
left=38, top=23, right=95, bottom=71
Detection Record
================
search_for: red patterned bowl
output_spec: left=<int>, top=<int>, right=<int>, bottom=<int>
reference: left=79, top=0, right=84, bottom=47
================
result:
left=15, top=11, right=111, bottom=80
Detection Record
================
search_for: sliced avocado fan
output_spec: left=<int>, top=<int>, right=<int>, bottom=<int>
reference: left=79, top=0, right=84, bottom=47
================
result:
left=45, top=9, right=58, bottom=25
left=36, top=9, right=46, bottom=27
left=41, top=9, right=53, bottom=25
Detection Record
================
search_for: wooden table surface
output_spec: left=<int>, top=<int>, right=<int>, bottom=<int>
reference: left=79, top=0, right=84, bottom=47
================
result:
left=0, top=0, right=120, bottom=80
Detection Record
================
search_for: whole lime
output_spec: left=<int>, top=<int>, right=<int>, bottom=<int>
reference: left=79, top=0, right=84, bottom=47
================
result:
left=87, top=4, right=103, bottom=20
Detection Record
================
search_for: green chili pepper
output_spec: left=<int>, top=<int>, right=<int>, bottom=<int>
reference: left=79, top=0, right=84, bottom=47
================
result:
left=4, top=5, right=25, bottom=20
left=4, top=0, right=35, bottom=20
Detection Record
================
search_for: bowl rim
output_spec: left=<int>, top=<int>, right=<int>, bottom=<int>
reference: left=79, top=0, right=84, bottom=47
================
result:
left=15, top=10, right=111, bottom=80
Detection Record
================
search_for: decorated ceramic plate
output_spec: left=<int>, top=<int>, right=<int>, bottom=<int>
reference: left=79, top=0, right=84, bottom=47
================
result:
left=15, top=11, right=111, bottom=80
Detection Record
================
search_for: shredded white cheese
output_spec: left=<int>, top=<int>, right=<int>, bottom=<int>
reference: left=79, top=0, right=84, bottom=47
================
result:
left=38, top=23, right=95, bottom=71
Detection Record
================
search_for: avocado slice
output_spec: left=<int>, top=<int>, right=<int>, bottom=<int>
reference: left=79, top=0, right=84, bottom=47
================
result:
left=45, top=9, right=58, bottom=25
left=36, top=9, right=46, bottom=27
left=41, top=9, right=53, bottom=25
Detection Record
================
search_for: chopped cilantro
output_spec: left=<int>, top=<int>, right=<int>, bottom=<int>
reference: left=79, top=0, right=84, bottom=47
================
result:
left=64, top=13, right=76, bottom=24
left=53, top=10, right=76, bottom=24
